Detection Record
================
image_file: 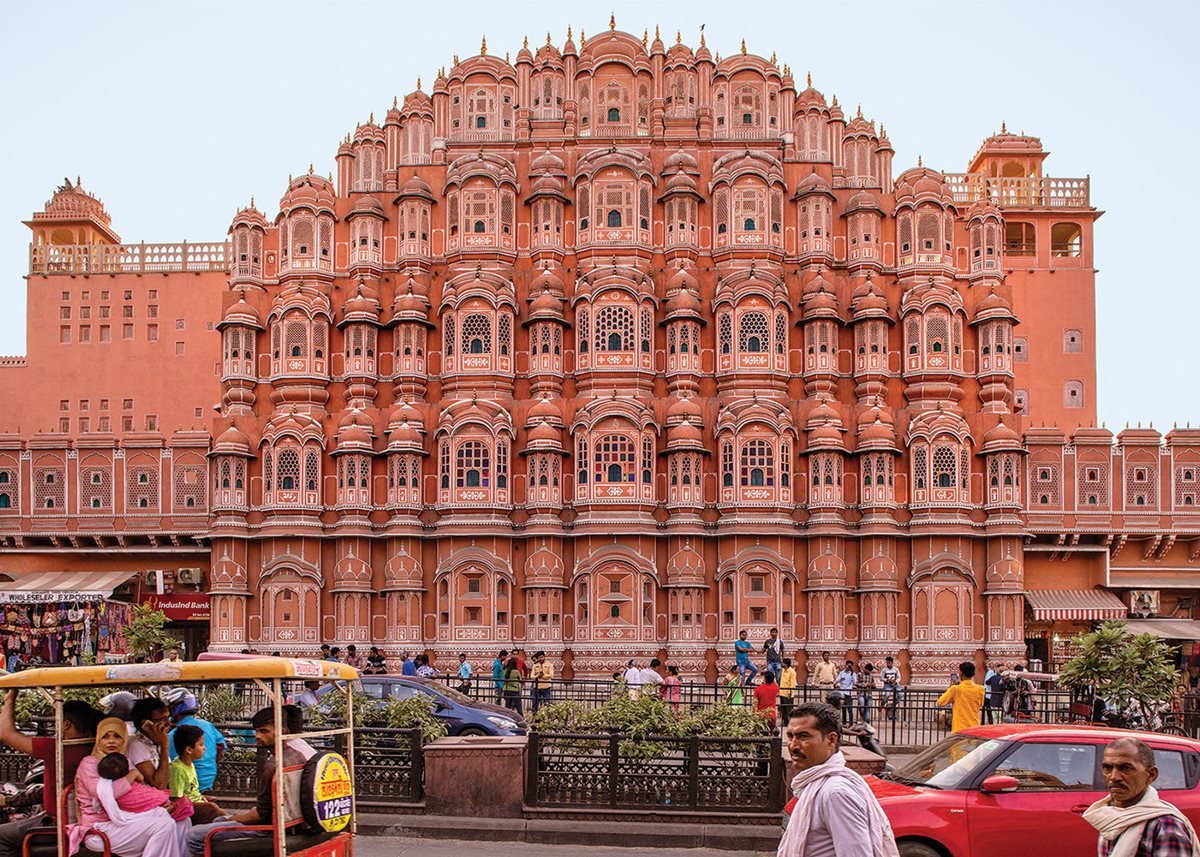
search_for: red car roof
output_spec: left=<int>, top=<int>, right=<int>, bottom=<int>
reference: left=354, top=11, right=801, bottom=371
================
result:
left=956, top=722, right=1200, bottom=750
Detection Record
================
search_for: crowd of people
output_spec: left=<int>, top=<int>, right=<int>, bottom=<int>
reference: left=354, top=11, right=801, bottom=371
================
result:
left=0, top=680, right=302, bottom=857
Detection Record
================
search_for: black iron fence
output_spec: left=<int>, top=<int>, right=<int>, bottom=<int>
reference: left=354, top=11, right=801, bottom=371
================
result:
left=526, top=730, right=784, bottom=814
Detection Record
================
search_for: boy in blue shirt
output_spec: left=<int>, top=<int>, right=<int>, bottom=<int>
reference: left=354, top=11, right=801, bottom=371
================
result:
left=734, top=630, right=758, bottom=685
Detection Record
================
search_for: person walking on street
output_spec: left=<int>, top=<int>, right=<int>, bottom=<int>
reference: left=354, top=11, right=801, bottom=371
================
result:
left=1085, top=737, right=1199, bottom=857
left=937, top=662, right=986, bottom=733
left=857, top=663, right=877, bottom=723
left=735, top=630, right=759, bottom=685
left=623, top=659, right=644, bottom=698
left=812, top=651, right=837, bottom=691
left=754, top=671, right=781, bottom=731
left=724, top=665, right=745, bottom=706
left=663, top=665, right=682, bottom=713
left=455, top=653, right=473, bottom=694
left=984, top=662, right=1005, bottom=725
left=778, top=702, right=899, bottom=857
left=879, top=656, right=902, bottom=721
left=501, top=656, right=524, bottom=717
left=492, top=650, right=508, bottom=704
left=530, top=651, right=554, bottom=714
left=763, top=627, right=784, bottom=678
left=779, top=658, right=797, bottom=724
left=640, top=658, right=664, bottom=697
left=400, top=651, right=417, bottom=677
left=834, top=661, right=857, bottom=725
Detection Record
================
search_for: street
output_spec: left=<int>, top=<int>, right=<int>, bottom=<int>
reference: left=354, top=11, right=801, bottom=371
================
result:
left=353, top=839, right=771, bottom=857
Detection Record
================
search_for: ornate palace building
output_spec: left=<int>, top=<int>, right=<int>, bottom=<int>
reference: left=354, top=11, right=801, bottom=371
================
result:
left=2, top=23, right=1198, bottom=682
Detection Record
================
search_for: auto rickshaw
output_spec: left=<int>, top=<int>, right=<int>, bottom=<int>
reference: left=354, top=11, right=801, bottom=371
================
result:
left=0, top=656, right=359, bottom=857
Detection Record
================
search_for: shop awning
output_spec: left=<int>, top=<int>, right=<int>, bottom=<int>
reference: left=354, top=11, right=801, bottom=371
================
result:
left=1024, top=589, right=1128, bottom=621
left=0, top=571, right=138, bottom=604
left=1123, top=619, right=1200, bottom=640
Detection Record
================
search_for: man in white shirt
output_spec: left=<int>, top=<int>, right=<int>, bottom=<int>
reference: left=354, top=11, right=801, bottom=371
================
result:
left=639, top=658, right=664, bottom=696
left=623, top=660, right=644, bottom=698
left=779, top=701, right=899, bottom=857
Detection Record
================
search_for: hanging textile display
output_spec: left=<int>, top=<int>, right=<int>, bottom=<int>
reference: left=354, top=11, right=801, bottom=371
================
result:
left=2, top=599, right=132, bottom=669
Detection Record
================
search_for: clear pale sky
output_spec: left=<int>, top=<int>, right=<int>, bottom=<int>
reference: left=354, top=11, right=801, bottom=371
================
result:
left=2, top=0, right=1196, bottom=431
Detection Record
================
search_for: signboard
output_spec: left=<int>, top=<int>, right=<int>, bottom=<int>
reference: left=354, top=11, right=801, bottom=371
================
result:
left=308, top=752, right=354, bottom=833
left=143, top=593, right=211, bottom=622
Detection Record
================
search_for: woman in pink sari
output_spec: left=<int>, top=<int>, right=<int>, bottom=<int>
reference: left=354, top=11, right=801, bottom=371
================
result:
left=71, top=716, right=189, bottom=857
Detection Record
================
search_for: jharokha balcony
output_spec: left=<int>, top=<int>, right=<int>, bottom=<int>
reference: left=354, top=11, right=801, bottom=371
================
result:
left=29, top=242, right=231, bottom=275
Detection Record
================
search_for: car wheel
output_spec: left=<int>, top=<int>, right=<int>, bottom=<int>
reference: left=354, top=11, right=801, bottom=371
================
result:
left=898, top=842, right=943, bottom=857
left=458, top=727, right=489, bottom=736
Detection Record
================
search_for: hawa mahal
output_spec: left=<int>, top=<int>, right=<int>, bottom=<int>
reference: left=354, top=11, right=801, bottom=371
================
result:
left=2, top=23, right=1198, bottom=682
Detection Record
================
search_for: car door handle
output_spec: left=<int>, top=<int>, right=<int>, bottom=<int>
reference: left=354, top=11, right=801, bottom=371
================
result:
left=1070, top=804, right=1090, bottom=814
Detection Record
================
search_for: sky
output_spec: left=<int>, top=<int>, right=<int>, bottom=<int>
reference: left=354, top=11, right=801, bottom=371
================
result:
left=1, top=0, right=1196, bottom=431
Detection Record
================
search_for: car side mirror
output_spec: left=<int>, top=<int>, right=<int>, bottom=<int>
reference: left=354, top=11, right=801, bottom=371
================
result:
left=980, top=775, right=1020, bottom=794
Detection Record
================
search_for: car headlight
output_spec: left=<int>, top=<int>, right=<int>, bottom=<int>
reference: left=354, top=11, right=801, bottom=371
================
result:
left=486, top=716, right=518, bottom=730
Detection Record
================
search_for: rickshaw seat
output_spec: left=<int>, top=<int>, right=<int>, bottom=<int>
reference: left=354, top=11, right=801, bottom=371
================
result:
left=207, top=827, right=338, bottom=857
left=21, top=784, right=127, bottom=857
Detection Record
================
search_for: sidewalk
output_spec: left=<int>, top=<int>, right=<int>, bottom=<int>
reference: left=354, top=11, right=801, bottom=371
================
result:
left=359, top=813, right=782, bottom=852
left=356, top=838, right=773, bottom=857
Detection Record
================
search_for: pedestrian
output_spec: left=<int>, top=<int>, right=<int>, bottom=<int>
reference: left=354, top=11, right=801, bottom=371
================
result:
left=857, top=663, right=876, bottom=723
left=515, top=649, right=528, bottom=678
left=165, top=688, right=227, bottom=794
left=880, top=656, right=902, bottom=721
left=1084, top=737, right=1200, bottom=856
left=319, top=644, right=331, bottom=661
left=159, top=646, right=183, bottom=665
left=343, top=645, right=364, bottom=671
left=492, top=650, right=508, bottom=704
left=811, top=651, right=837, bottom=691
left=327, top=646, right=341, bottom=663
left=984, top=662, right=1005, bottom=725
left=623, top=659, right=644, bottom=698
left=415, top=654, right=436, bottom=679
left=640, top=658, right=664, bottom=696
left=455, top=653, right=474, bottom=695
left=763, top=627, right=784, bottom=678
left=834, top=660, right=857, bottom=725
left=779, top=701, right=899, bottom=857
left=400, top=651, right=417, bottom=677
left=663, top=665, right=682, bottom=713
left=937, top=662, right=986, bottom=733
left=530, top=651, right=554, bottom=714
left=365, top=646, right=387, bottom=675
left=502, top=656, right=523, bottom=717
left=724, top=665, right=745, bottom=706
left=778, top=658, right=797, bottom=724
left=735, top=630, right=759, bottom=685
left=754, top=671, right=781, bottom=731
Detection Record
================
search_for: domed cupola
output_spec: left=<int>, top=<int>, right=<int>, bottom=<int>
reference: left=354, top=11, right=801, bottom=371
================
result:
left=277, top=170, right=337, bottom=279
left=229, top=201, right=269, bottom=286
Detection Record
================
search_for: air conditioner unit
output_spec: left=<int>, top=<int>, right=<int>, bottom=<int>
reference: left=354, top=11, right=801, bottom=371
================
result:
left=143, top=570, right=159, bottom=588
left=177, top=567, right=204, bottom=586
left=1129, top=589, right=1160, bottom=618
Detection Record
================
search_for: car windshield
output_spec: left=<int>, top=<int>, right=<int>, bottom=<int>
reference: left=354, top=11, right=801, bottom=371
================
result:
left=891, top=736, right=1007, bottom=789
left=356, top=679, right=477, bottom=705
left=420, top=680, right=476, bottom=704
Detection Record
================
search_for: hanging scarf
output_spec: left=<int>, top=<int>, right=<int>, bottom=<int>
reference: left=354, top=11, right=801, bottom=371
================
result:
left=777, top=751, right=900, bottom=857
left=1083, top=785, right=1200, bottom=857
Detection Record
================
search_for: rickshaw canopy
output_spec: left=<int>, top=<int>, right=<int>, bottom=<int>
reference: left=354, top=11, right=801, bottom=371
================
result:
left=0, top=657, right=359, bottom=689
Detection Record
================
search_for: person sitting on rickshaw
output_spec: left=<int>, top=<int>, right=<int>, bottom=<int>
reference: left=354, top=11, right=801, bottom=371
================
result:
left=185, top=704, right=316, bottom=855
left=127, top=697, right=174, bottom=789
left=164, top=689, right=227, bottom=793
left=71, top=717, right=189, bottom=857
left=0, top=689, right=101, bottom=856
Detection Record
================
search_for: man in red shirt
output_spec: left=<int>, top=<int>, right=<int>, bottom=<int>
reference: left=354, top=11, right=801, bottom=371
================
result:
left=0, top=688, right=100, bottom=856
left=753, top=670, right=781, bottom=730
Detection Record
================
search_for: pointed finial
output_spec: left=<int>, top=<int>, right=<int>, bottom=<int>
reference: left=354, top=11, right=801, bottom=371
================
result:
left=454, top=53, right=459, bottom=65
left=770, top=50, right=776, bottom=64
left=610, top=12, right=616, bottom=30
left=567, top=25, right=572, bottom=39
left=740, top=38, right=747, bottom=55
left=308, top=163, right=314, bottom=175
left=250, top=196, right=255, bottom=209
left=392, top=95, right=398, bottom=109
left=655, top=24, right=660, bottom=40
left=918, top=154, right=923, bottom=167
left=580, top=29, right=586, bottom=47
left=831, top=93, right=838, bottom=106
left=523, top=34, right=528, bottom=49
left=643, top=29, right=648, bottom=47
left=546, top=31, right=552, bottom=46
left=807, top=71, right=812, bottom=87
left=417, top=77, right=422, bottom=90
left=699, top=29, right=706, bottom=48
left=480, top=35, right=487, bottom=55
left=856, top=103, right=862, bottom=119
left=1000, top=120, right=1007, bottom=134
left=369, top=112, right=374, bottom=123
left=328, top=171, right=333, bottom=182
left=505, top=52, right=510, bottom=63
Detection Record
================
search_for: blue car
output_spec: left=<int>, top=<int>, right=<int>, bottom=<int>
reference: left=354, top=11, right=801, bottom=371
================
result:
left=357, top=676, right=526, bottom=736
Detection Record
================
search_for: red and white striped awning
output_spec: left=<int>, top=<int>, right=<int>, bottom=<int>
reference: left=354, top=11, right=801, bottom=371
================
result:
left=0, top=571, right=137, bottom=604
left=1024, top=589, right=1127, bottom=622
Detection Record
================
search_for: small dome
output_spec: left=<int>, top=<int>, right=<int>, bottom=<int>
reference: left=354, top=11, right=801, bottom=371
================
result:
left=975, top=287, right=1011, bottom=319
left=397, top=172, right=434, bottom=201
left=668, top=418, right=704, bottom=446
left=340, top=283, right=381, bottom=324
left=802, top=272, right=840, bottom=317
left=213, top=423, right=252, bottom=455
left=219, top=295, right=263, bottom=329
left=858, top=414, right=898, bottom=448
left=350, top=195, right=385, bottom=218
left=850, top=276, right=889, bottom=319
left=982, top=417, right=1022, bottom=452
left=280, top=172, right=336, bottom=214
left=793, top=171, right=834, bottom=199
left=663, top=170, right=700, bottom=196
left=230, top=204, right=268, bottom=232
left=528, top=289, right=564, bottom=321
left=667, top=395, right=703, bottom=422
left=665, top=287, right=702, bottom=319
left=667, top=263, right=699, bottom=294
left=336, top=424, right=373, bottom=451
left=795, top=82, right=827, bottom=110
left=528, top=394, right=562, bottom=424
left=387, top=419, right=424, bottom=450
left=530, top=173, right=566, bottom=197
left=527, top=419, right=561, bottom=445
left=664, top=147, right=699, bottom=173
left=845, top=190, right=882, bottom=214
left=530, top=265, right=565, bottom=294
left=400, top=89, right=433, bottom=116
left=531, top=149, right=566, bottom=174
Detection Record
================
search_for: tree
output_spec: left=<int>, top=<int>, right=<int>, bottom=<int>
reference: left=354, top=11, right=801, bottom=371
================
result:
left=121, top=604, right=180, bottom=660
left=1058, top=620, right=1180, bottom=722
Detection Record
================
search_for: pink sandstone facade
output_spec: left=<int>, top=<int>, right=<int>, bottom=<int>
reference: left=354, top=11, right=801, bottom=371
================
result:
left=2, top=25, right=1198, bottom=682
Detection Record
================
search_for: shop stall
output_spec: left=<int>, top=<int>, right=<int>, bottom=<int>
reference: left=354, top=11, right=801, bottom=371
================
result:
left=0, top=571, right=135, bottom=667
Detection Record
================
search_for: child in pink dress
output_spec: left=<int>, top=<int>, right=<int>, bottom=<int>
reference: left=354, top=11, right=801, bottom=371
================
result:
left=97, top=752, right=194, bottom=821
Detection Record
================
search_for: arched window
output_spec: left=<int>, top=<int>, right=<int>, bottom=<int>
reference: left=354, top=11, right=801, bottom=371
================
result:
left=0, top=494, right=9, bottom=509
left=607, top=209, right=622, bottom=227
left=456, top=441, right=490, bottom=488
left=607, top=107, right=621, bottom=122
left=594, top=304, right=634, bottom=352
left=594, top=434, right=635, bottom=484
left=1051, top=222, right=1082, bottom=257
left=740, top=440, right=775, bottom=488
left=461, top=313, right=492, bottom=355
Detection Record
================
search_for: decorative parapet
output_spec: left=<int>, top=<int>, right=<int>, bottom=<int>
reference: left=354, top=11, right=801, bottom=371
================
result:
left=28, top=241, right=230, bottom=276
left=944, top=174, right=1090, bottom=209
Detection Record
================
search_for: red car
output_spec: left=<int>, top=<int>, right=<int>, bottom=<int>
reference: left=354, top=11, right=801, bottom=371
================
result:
left=784, top=724, right=1200, bottom=857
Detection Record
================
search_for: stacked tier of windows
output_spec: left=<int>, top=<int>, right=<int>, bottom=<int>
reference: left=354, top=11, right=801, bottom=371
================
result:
left=910, top=440, right=971, bottom=508
left=446, top=182, right=516, bottom=251
left=270, top=314, right=329, bottom=378
left=262, top=443, right=322, bottom=508
left=437, top=435, right=510, bottom=508
left=442, top=304, right=513, bottom=376
left=575, top=296, right=653, bottom=373
left=577, top=171, right=652, bottom=246
left=575, top=429, right=655, bottom=504
left=717, top=304, right=788, bottom=374
left=718, top=434, right=792, bottom=508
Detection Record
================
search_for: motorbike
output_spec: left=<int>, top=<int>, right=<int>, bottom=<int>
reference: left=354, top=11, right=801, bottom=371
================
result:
left=0, top=759, right=44, bottom=825
left=845, top=720, right=886, bottom=758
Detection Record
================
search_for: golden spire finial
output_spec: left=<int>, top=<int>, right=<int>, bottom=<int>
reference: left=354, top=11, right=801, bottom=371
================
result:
left=567, top=25, right=572, bottom=40
left=699, top=30, right=706, bottom=48
left=453, top=54, right=459, bottom=65
left=655, top=24, right=660, bottom=40
left=1000, top=120, right=1007, bottom=134
left=676, top=29, right=682, bottom=44
left=856, top=103, right=862, bottom=118
left=610, top=12, right=616, bottom=30
left=480, top=35, right=487, bottom=55
left=740, top=38, right=747, bottom=55
left=249, top=196, right=255, bottom=209
left=807, top=71, right=812, bottom=87
left=523, top=34, right=528, bottom=49
left=307, top=163, right=314, bottom=175
left=546, top=31, right=552, bottom=46
left=580, top=29, right=586, bottom=47
left=770, top=50, right=776, bottom=64
left=643, top=29, right=648, bottom=47
left=831, top=93, right=838, bottom=106
left=505, top=51, right=510, bottom=63
left=918, top=154, right=923, bottom=167
left=392, top=95, right=398, bottom=108
left=369, top=112, right=374, bottom=124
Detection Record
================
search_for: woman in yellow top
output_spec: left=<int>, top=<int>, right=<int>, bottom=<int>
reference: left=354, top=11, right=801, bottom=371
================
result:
left=937, top=661, right=986, bottom=733
left=778, top=657, right=797, bottom=723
